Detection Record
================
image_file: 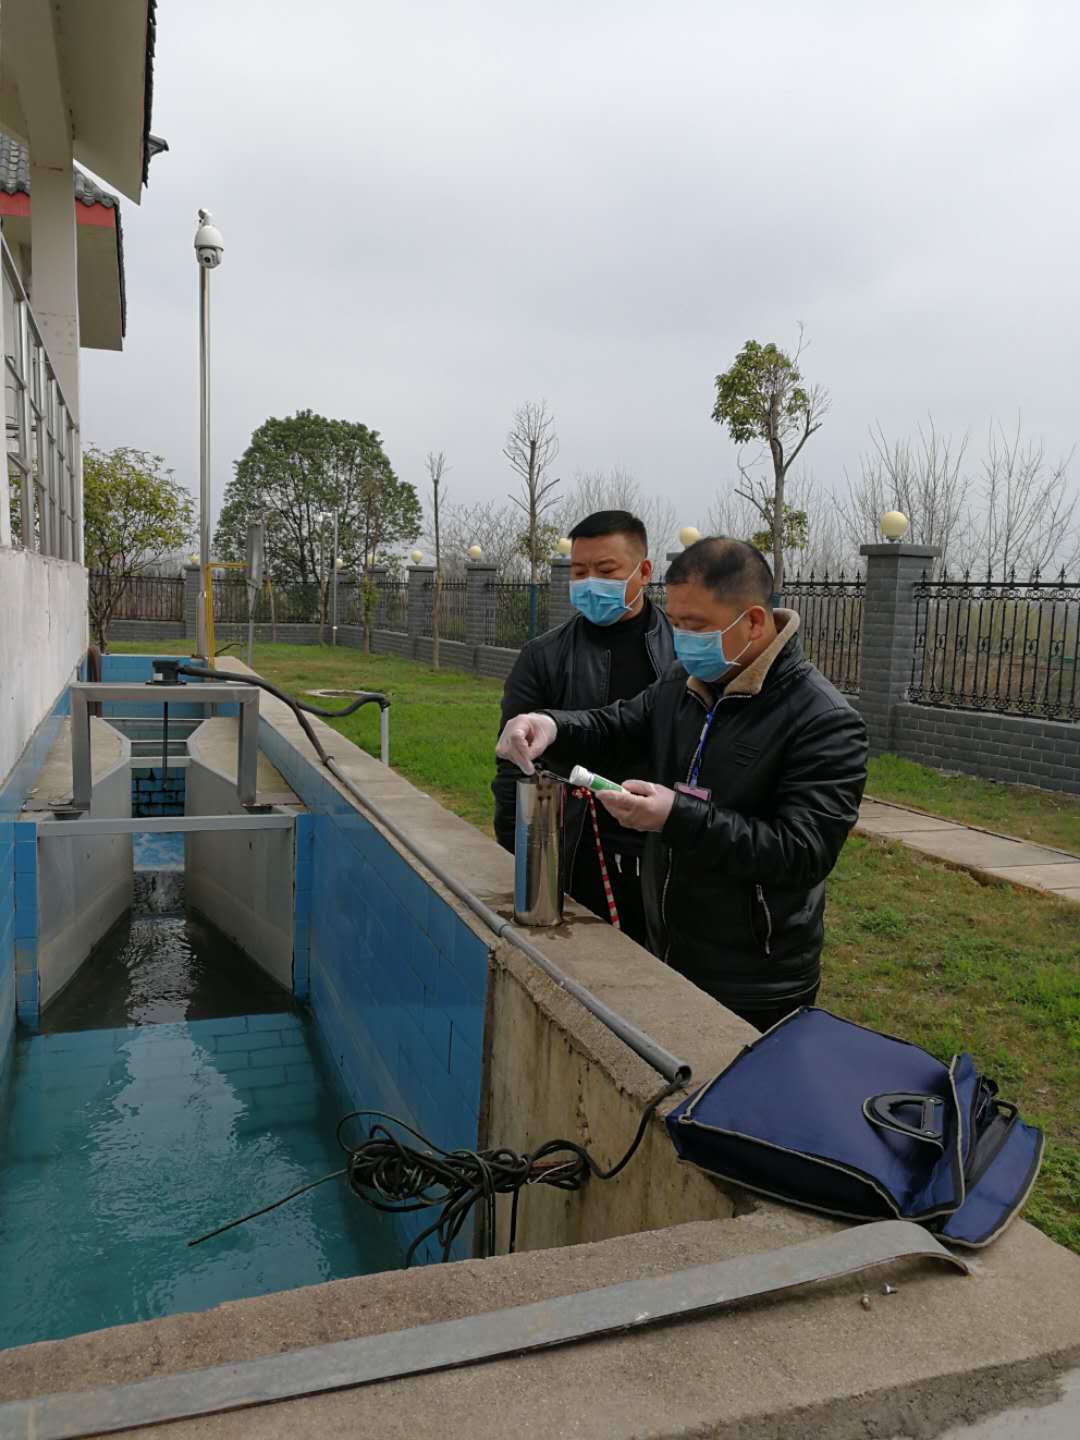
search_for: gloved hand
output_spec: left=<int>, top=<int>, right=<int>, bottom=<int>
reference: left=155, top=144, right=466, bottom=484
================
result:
left=596, top=779, right=675, bottom=832
left=495, top=712, right=558, bottom=775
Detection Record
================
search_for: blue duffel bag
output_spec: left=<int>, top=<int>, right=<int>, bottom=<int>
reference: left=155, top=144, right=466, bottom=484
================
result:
left=666, top=1009, right=1044, bottom=1247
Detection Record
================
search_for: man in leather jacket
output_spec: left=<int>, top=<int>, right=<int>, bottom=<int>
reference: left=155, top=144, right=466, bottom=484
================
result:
left=496, top=536, right=868, bottom=1031
left=492, top=510, right=674, bottom=944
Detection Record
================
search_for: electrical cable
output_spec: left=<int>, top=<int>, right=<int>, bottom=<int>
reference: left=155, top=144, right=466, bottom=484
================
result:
left=188, top=1078, right=680, bottom=1264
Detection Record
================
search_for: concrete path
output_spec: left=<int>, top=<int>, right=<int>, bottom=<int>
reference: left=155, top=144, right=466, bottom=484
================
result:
left=856, top=800, right=1080, bottom=902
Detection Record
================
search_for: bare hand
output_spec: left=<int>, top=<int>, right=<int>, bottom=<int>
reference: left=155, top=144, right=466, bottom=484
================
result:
left=495, top=712, right=558, bottom=775
left=595, top=778, right=676, bottom=832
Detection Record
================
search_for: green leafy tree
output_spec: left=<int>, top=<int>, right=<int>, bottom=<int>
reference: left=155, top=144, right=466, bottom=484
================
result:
left=514, top=520, right=561, bottom=577
left=750, top=501, right=809, bottom=559
left=83, top=446, right=194, bottom=650
left=711, top=330, right=829, bottom=591
left=214, top=411, right=421, bottom=623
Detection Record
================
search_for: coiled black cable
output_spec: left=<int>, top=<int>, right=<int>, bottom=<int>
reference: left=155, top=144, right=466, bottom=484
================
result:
left=188, top=1078, right=679, bottom=1265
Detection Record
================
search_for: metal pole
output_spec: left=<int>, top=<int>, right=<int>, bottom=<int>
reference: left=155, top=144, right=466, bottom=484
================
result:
left=331, top=509, right=339, bottom=646
left=197, top=262, right=211, bottom=659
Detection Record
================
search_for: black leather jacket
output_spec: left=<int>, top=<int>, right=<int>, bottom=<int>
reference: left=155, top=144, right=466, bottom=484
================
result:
left=542, top=615, right=868, bottom=1008
left=492, top=599, right=675, bottom=867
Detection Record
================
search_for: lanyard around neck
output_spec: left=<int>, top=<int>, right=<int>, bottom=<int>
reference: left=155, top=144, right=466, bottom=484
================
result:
left=687, top=701, right=721, bottom=789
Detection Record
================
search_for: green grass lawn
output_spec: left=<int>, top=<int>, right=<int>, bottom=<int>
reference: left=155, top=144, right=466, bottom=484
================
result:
left=868, top=752, right=1080, bottom=856
left=109, top=640, right=1080, bottom=1252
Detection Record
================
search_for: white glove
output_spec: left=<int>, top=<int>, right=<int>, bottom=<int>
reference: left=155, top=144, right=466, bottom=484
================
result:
left=496, top=712, right=558, bottom=775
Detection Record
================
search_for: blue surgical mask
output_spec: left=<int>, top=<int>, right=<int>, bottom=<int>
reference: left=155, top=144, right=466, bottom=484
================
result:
left=673, top=611, right=751, bottom=682
left=569, top=563, right=642, bottom=626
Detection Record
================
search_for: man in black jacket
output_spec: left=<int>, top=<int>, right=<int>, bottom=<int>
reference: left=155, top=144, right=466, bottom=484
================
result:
left=496, top=536, right=868, bottom=1031
left=492, top=510, right=674, bottom=944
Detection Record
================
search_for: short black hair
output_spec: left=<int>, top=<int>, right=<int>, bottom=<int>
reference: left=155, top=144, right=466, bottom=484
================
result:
left=666, top=536, right=773, bottom=607
left=568, top=509, right=648, bottom=554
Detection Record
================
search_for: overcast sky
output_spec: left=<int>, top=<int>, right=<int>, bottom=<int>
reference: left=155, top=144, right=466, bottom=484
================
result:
left=82, top=0, right=1080, bottom=541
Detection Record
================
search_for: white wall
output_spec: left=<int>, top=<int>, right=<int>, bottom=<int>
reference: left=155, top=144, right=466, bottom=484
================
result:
left=0, top=550, right=87, bottom=788
left=35, top=737, right=132, bottom=1011
left=185, top=752, right=296, bottom=992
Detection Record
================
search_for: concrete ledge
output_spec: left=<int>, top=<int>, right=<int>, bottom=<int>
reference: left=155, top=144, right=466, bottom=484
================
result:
left=2, top=1208, right=1078, bottom=1439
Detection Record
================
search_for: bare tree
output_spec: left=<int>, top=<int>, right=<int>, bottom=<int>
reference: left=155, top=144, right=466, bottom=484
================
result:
left=425, top=451, right=449, bottom=669
left=552, top=467, right=679, bottom=565
left=838, top=418, right=969, bottom=573
left=436, top=499, right=530, bottom=578
left=708, top=469, right=849, bottom=584
left=504, top=400, right=561, bottom=583
left=977, top=419, right=1078, bottom=576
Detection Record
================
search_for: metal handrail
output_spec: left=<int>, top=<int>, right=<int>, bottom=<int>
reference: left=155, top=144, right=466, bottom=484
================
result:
left=2, top=232, right=81, bottom=560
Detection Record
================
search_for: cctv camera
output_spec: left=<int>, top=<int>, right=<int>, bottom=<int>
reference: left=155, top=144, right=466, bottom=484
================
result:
left=194, top=210, right=224, bottom=269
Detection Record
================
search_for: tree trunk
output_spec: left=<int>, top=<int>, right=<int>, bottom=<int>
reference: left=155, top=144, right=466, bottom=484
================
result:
left=770, top=438, right=785, bottom=597
left=432, top=574, right=441, bottom=671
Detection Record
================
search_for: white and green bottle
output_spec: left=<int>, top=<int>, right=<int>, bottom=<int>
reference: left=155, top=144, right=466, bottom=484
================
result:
left=569, top=765, right=625, bottom=793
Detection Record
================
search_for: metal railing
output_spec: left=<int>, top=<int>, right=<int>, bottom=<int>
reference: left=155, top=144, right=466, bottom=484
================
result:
left=3, top=235, right=81, bottom=559
left=910, top=569, right=1080, bottom=722
left=419, top=577, right=468, bottom=641
left=487, top=580, right=550, bottom=647
left=90, top=572, right=185, bottom=622
left=779, top=572, right=864, bottom=695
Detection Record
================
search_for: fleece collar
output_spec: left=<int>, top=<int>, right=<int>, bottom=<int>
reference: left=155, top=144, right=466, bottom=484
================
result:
left=685, top=608, right=801, bottom=706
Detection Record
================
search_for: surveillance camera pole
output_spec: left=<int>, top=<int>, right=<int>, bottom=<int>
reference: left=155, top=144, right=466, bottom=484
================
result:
left=193, top=209, right=223, bottom=662
left=197, top=256, right=211, bottom=659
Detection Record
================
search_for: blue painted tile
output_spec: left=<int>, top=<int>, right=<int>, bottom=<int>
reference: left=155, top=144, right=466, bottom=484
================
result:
left=420, top=986, right=452, bottom=1070
left=14, top=870, right=37, bottom=915
left=16, top=971, right=38, bottom=1007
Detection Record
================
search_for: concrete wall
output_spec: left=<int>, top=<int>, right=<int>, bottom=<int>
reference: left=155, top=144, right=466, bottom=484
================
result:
left=32, top=723, right=132, bottom=1017
left=256, top=713, right=489, bottom=1266
left=0, top=550, right=87, bottom=789
left=894, top=702, right=1080, bottom=795
left=184, top=734, right=297, bottom=994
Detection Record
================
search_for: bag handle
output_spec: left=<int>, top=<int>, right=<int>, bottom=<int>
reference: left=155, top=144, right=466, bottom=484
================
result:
left=863, top=1091, right=945, bottom=1148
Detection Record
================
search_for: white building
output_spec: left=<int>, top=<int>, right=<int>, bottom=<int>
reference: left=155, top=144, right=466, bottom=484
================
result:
left=0, top=0, right=162, bottom=785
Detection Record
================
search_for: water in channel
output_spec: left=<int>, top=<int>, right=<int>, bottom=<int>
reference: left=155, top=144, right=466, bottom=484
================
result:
left=0, top=835, right=399, bottom=1350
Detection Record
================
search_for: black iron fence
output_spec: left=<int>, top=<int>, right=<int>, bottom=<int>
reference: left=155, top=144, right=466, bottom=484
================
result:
left=910, top=570, right=1080, bottom=722
left=487, top=581, right=550, bottom=647
left=341, top=577, right=408, bottom=632
left=779, top=573, right=864, bottom=696
left=89, top=573, right=184, bottom=622
left=417, top=578, right=468, bottom=641
left=213, top=578, right=323, bottom=625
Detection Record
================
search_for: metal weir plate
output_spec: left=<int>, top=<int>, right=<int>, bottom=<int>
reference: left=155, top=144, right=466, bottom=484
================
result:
left=68, top=683, right=260, bottom=809
left=0, top=1222, right=968, bottom=1440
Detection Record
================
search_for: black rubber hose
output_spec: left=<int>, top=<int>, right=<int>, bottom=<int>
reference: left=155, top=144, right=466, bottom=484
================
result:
left=174, top=663, right=387, bottom=769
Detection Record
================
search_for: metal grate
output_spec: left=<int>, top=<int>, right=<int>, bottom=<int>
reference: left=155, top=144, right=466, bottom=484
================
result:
left=486, top=581, right=550, bottom=646
left=779, top=572, right=864, bottom=696
left=910, top=569, right=1080, bottom=722
left=3, top=234, right=81, bottom=559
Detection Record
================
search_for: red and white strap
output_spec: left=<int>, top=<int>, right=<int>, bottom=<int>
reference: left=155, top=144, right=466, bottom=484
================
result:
left=574, top=787, right=620, bottom=929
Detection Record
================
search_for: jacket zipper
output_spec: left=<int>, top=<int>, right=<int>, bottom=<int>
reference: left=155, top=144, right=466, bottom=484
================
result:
left=660, top=685, right=747, bottom=961
left=755, top=884, right=773, bottom=956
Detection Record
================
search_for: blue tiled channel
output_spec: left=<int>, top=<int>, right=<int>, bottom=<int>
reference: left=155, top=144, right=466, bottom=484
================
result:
left=0, top=1013, right=401, bottom=1349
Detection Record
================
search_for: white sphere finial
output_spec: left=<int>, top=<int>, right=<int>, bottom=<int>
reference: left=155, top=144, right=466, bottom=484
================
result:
left=467, top=544, right=483, bottom=561
left=409, top=549, right=424, bottom=565
left=556, top=537, right=572, bottom=557
left=679, top=526, right=701, bottom=547
left=880, top=510, right=909, bottom=542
